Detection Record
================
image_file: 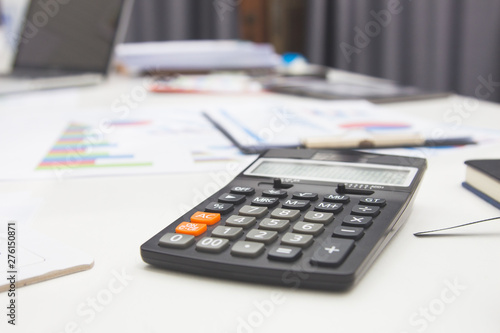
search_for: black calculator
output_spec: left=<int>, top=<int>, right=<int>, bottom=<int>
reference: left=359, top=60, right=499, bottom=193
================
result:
left=141, top=149, right=426, bottom=290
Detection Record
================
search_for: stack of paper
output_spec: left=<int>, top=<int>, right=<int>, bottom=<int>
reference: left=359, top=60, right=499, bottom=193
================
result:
left=115, top=40, right=280, bottom=73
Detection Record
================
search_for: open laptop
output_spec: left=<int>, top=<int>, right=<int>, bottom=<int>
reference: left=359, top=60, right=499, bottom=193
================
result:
left=0, top=0, right=133, bottom=95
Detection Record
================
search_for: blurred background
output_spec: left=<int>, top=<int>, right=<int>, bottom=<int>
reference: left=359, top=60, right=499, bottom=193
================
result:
left=2, top=0, right=500, bottom=102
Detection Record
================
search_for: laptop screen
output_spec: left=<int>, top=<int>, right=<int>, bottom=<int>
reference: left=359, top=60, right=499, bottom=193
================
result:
left=13, top=0, right=127, bottom=74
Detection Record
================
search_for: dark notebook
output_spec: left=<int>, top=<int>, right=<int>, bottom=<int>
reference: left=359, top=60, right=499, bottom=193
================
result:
left=463, top=159, right=500, bottom=209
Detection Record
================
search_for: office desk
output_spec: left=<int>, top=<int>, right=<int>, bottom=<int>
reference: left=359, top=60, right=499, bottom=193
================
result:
left=1, top=77, right=500, bottom=333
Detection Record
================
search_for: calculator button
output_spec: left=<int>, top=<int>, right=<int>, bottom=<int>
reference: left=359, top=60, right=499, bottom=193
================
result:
left=314, top=202, right=343, bottom=213
left=158, top=233, right=195, bottom=249
left=282, top=199, right=310, bottom=211
left=281, top=232, right=314, bottom=248
left=211, top=226, right=244, bottom=240
left=332, top=226, right=364, bottom=240
left=323, top=194, right=350, bottom=203
left=175, top=222, right=207, bottom=236
left=251, top=197, right=279, bottom=207
left=196, top=237, right=230, bottom=253
left=205, top=202, right=234, bottom=215
left=230, top=186, right=255, bottom=195
left=342, top=215, right=373, bottom=228
left=270, top=208, right=300, bottom=221
left=359, top=197, right=386, bottom=206
left=259, top=218, right=290, bottom=232
left=268, top=246, right=302, bottom=262
left=292, top=192, right=318, bottom=201
left=310, top=238, right=355, bottom=267
left=231, top=241, right=265, bottom=258
left=239, top=205, right=268, bottom=218
left=351, top=205, right=380, bottom=216
left=292, top=222, right=324, bottom=236
left=218, top=193, right=246, bottom=204
left=262, top=189, right=288, bottom=198
left=246, top=229, right=278, bottom=244
left=190, top=211, right=221, bottom=225
left=303, top=211, right=334, bottom=225
left=225, top=215, right=257, bottom=228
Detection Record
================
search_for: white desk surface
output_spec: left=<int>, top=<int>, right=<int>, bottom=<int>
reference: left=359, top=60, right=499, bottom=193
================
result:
left=1, top=77, right=500, bottom=333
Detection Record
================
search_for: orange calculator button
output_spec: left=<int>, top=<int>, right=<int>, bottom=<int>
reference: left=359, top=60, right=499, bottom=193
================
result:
left=190, top=211, right=221, bottom=225
left=175, top=222, right=207, bottom=236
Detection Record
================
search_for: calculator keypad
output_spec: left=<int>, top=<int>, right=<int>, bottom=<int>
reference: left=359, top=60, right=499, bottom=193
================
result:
left=162, top=184, right=389, bottom=268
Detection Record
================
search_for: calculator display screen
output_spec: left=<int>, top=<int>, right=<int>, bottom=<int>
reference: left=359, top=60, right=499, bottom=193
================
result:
left=245, top=158, right=418, bottom=187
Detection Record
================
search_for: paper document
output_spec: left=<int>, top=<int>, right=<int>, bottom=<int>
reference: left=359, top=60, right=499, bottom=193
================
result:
left=0, top=106, right=256, bottom=181
left=0, top=193, right=93, bottom=291
left=204, top=100, right=481, bottom=153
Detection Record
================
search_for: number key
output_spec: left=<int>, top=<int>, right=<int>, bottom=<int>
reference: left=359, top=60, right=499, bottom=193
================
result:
left=158, top=233, right=195, bottom=249
left=225, top=215, right=256, bottom=228
left=303, top=211, right=334, bottom=225
left=211, top=226, right=244, bottom=240
left=196, top=237, right=229, bottom=253
left=270, top=208, right=300, bottom=221
left=281, top=232, right=313, bottom=248
left=246, top=229, right=278, bottom=244
left=259, top=218, right=290, bottom=232
left=239, top=205, right=268, bottom=218
left=292, top=222, right=324, bottom=236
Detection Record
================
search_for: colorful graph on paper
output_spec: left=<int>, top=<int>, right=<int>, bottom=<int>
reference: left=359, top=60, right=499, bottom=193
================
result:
left=27, top=110, right=256, bottom=180
left=36, top=121, right=154, bottom=171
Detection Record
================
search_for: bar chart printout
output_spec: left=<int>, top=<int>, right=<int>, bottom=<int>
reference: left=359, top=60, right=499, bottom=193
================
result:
left=36, top=121, right=154, bottom=172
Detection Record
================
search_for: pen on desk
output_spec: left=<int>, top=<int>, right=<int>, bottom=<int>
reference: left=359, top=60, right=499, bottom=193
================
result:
left=302, top=134, right=476, bottom=149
